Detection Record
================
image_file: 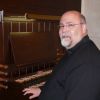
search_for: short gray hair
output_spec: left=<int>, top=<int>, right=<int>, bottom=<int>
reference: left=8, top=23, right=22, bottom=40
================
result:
left=80, top=14, right=86, bottom=24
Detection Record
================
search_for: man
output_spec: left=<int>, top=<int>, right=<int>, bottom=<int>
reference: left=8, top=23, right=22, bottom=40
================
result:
left=23, top=10, right=100, bottom=100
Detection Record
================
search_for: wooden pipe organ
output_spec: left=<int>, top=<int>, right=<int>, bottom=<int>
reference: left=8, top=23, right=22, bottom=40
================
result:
left=0, top=11, right=65, bottom=99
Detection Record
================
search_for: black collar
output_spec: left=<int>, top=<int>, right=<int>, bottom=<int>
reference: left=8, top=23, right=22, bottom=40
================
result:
left=67, top=35, right=90, bottom=55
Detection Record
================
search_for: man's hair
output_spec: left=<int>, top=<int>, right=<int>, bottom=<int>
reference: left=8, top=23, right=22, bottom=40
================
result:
left=80, top=14, right=86, bottom=24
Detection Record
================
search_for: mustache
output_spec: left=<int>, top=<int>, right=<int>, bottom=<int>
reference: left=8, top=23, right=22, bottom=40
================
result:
left=61, top=36, right=71, bottom=39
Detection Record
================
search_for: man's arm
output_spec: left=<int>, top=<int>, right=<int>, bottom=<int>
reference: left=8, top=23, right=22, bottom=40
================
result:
left=65, top=65, right=100, bottom=100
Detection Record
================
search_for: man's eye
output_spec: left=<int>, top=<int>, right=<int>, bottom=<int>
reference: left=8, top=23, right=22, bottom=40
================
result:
left=68, top=24, right=74, bottom=27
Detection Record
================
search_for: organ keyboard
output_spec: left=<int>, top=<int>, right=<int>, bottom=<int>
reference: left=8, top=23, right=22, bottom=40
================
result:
left=15, top=69, right=52, bottom=84
left=8, top=63, right=54, bottom=88
left=0, top=65, right=8, bottom=90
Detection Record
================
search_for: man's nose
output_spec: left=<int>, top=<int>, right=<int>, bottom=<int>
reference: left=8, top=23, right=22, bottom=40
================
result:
left=62, top=26, right=69, bottom=33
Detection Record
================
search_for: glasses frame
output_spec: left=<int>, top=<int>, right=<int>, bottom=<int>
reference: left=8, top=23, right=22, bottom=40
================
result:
left=58, top=23, right=84, bottom=29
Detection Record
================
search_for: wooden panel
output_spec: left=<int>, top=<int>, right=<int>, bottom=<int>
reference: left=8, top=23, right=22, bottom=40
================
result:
left=12, top=22, right=19, bottom=32
left=20, top=22, right=26, bottom=32
left=27, top=22, right=33, bottom=32
left=32, top=21, right=38, bottom=32
left=10, top=32, right=56, bottom=65
left=0, top=0, right=81, bottom=16
left=0, top=23, right=4, bottom=63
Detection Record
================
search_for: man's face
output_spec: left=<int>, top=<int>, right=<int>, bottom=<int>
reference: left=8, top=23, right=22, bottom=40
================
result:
left=59, top=12, right=86, bottom=49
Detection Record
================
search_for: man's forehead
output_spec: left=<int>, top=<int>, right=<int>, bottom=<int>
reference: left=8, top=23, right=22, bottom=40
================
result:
left=60, top=13, right=80, bottom=23
left=62, top=13, right=79, bottom=19
left=60, top=17, right=79, bottom=24
left=63, top=11, right=81, bottom=16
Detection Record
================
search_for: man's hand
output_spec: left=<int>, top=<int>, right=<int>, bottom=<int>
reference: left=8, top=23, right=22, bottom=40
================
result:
left=23, top=87, right=41, bottom=99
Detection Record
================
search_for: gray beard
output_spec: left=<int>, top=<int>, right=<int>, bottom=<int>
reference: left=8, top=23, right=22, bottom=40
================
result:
left=61, top=39, right=71, bottom=49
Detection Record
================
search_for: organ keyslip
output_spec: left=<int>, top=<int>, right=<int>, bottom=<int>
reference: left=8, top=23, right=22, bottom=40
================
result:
left=0, top=12, right=65, bottom=100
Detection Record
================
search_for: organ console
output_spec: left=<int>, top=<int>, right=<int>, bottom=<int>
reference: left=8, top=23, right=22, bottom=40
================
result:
left=0, top=11, right=65, bottom=100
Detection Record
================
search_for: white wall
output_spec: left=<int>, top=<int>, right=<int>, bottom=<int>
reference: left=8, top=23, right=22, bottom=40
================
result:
left=81, top=0, right=100, bottom=49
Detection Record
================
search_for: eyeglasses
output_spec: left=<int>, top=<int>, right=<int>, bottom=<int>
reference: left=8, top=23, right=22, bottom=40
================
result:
left=59, top=23, right=83, bottom=29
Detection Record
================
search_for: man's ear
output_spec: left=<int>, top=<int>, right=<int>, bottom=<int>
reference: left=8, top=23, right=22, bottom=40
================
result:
left=82, top=23, right=87, bottom=34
